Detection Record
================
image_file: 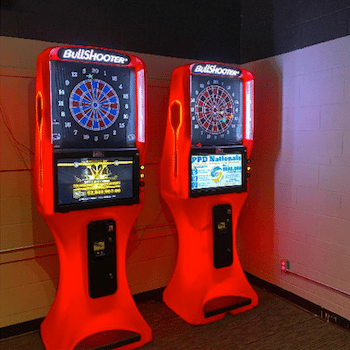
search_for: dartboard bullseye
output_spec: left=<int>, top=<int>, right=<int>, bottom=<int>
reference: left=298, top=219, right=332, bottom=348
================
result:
left=69, top=79, right=120, bottom=131
left=195, top=85, right=233, bottom=135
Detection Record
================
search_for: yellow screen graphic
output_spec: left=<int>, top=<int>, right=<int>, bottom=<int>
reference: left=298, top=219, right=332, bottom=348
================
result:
left=58, top=159, right=132, bottom=199
left=56, top=157, right=134, bottom=206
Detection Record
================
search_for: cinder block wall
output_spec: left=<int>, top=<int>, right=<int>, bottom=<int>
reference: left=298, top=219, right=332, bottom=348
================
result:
left=1, top=35, right=349, bottom=329
left=239, top=35, right=350, bottom=320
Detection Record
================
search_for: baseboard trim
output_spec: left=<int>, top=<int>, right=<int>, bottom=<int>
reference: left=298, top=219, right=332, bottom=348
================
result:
left=246, top=272, right=350, bottom=331
left=0, top=317, right=44, bottom=340
left=1, top=274, right=349, bottom=340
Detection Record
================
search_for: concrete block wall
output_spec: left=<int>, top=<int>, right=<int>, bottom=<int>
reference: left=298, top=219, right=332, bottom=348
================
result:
left=1, top=34, right=349, bottom=329
left=240, top=35, right=350, bottom=320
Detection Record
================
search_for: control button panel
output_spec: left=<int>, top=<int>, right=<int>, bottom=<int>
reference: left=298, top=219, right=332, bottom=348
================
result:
left=212, top=204, right=233, bottom=268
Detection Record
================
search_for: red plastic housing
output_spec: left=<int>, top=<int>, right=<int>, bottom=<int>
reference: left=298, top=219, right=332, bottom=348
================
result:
left=35, top=46, right=151, bottom=350
left=160, top=63, right=258, bottom=325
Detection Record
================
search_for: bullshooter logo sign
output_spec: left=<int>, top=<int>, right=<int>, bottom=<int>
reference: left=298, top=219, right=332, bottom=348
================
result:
left=58, top=48, right=130, bottom=65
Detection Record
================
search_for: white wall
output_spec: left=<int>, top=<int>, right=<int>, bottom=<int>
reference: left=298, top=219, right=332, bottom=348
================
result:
left=239, top=35, right=350, bottom=320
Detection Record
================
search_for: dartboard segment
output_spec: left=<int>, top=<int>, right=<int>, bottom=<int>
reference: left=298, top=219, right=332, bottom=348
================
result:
left=195, top=85, right=234, bottom=135
left=69, top=79, right=120, bottom=131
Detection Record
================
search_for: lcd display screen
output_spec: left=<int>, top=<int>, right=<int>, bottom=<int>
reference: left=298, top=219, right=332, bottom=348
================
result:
left=93, top=241, right=106, bottom=257
left=190, top=147, right=246, bottom=197
left=54, top=151, right=139, bottom=211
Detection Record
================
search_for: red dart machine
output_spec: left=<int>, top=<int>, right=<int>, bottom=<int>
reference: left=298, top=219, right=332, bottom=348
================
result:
left=160, top=62, right=258, bottom=325
left=35, top=46, right=151, bottom=349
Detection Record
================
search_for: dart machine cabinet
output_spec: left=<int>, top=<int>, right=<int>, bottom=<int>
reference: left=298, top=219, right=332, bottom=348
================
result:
left=35, top=46, right=151, bottom=349
left=160, top=62, right=258, bottom=325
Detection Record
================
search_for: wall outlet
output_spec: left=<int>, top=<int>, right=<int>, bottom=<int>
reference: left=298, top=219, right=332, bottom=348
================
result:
left=281, top=259, right=290, bottom=272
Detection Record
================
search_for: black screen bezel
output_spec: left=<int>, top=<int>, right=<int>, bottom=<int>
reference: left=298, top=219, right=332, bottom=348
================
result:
left=53, top=149, right=139, bottom=212
left=189, top=146, right=247, bottom=198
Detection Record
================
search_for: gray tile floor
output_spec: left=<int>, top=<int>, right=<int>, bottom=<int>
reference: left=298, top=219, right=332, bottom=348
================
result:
left=1, top=286, right=349, bottom=349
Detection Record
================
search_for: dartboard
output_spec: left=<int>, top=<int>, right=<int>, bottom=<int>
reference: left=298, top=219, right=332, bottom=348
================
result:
left=195, top=85, right=233, bottom=135
left=190, top=74, right=242, bottom=147
left=69, top=79, right=119, bottom=131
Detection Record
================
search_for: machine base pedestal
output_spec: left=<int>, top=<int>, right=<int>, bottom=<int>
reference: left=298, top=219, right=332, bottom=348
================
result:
left=40, top=207, right=152, bottom=350
left=162, top=197, right=258, bottom=325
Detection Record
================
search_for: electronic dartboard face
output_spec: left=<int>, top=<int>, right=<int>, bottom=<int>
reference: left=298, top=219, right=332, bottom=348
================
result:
left=190, top=67, right=243, bottom=147
left=51, top=58, right=135, bottom=149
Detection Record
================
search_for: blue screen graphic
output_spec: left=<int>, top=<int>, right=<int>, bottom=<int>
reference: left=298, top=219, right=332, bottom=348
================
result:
left=191, top=154, right=242, bottom=190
